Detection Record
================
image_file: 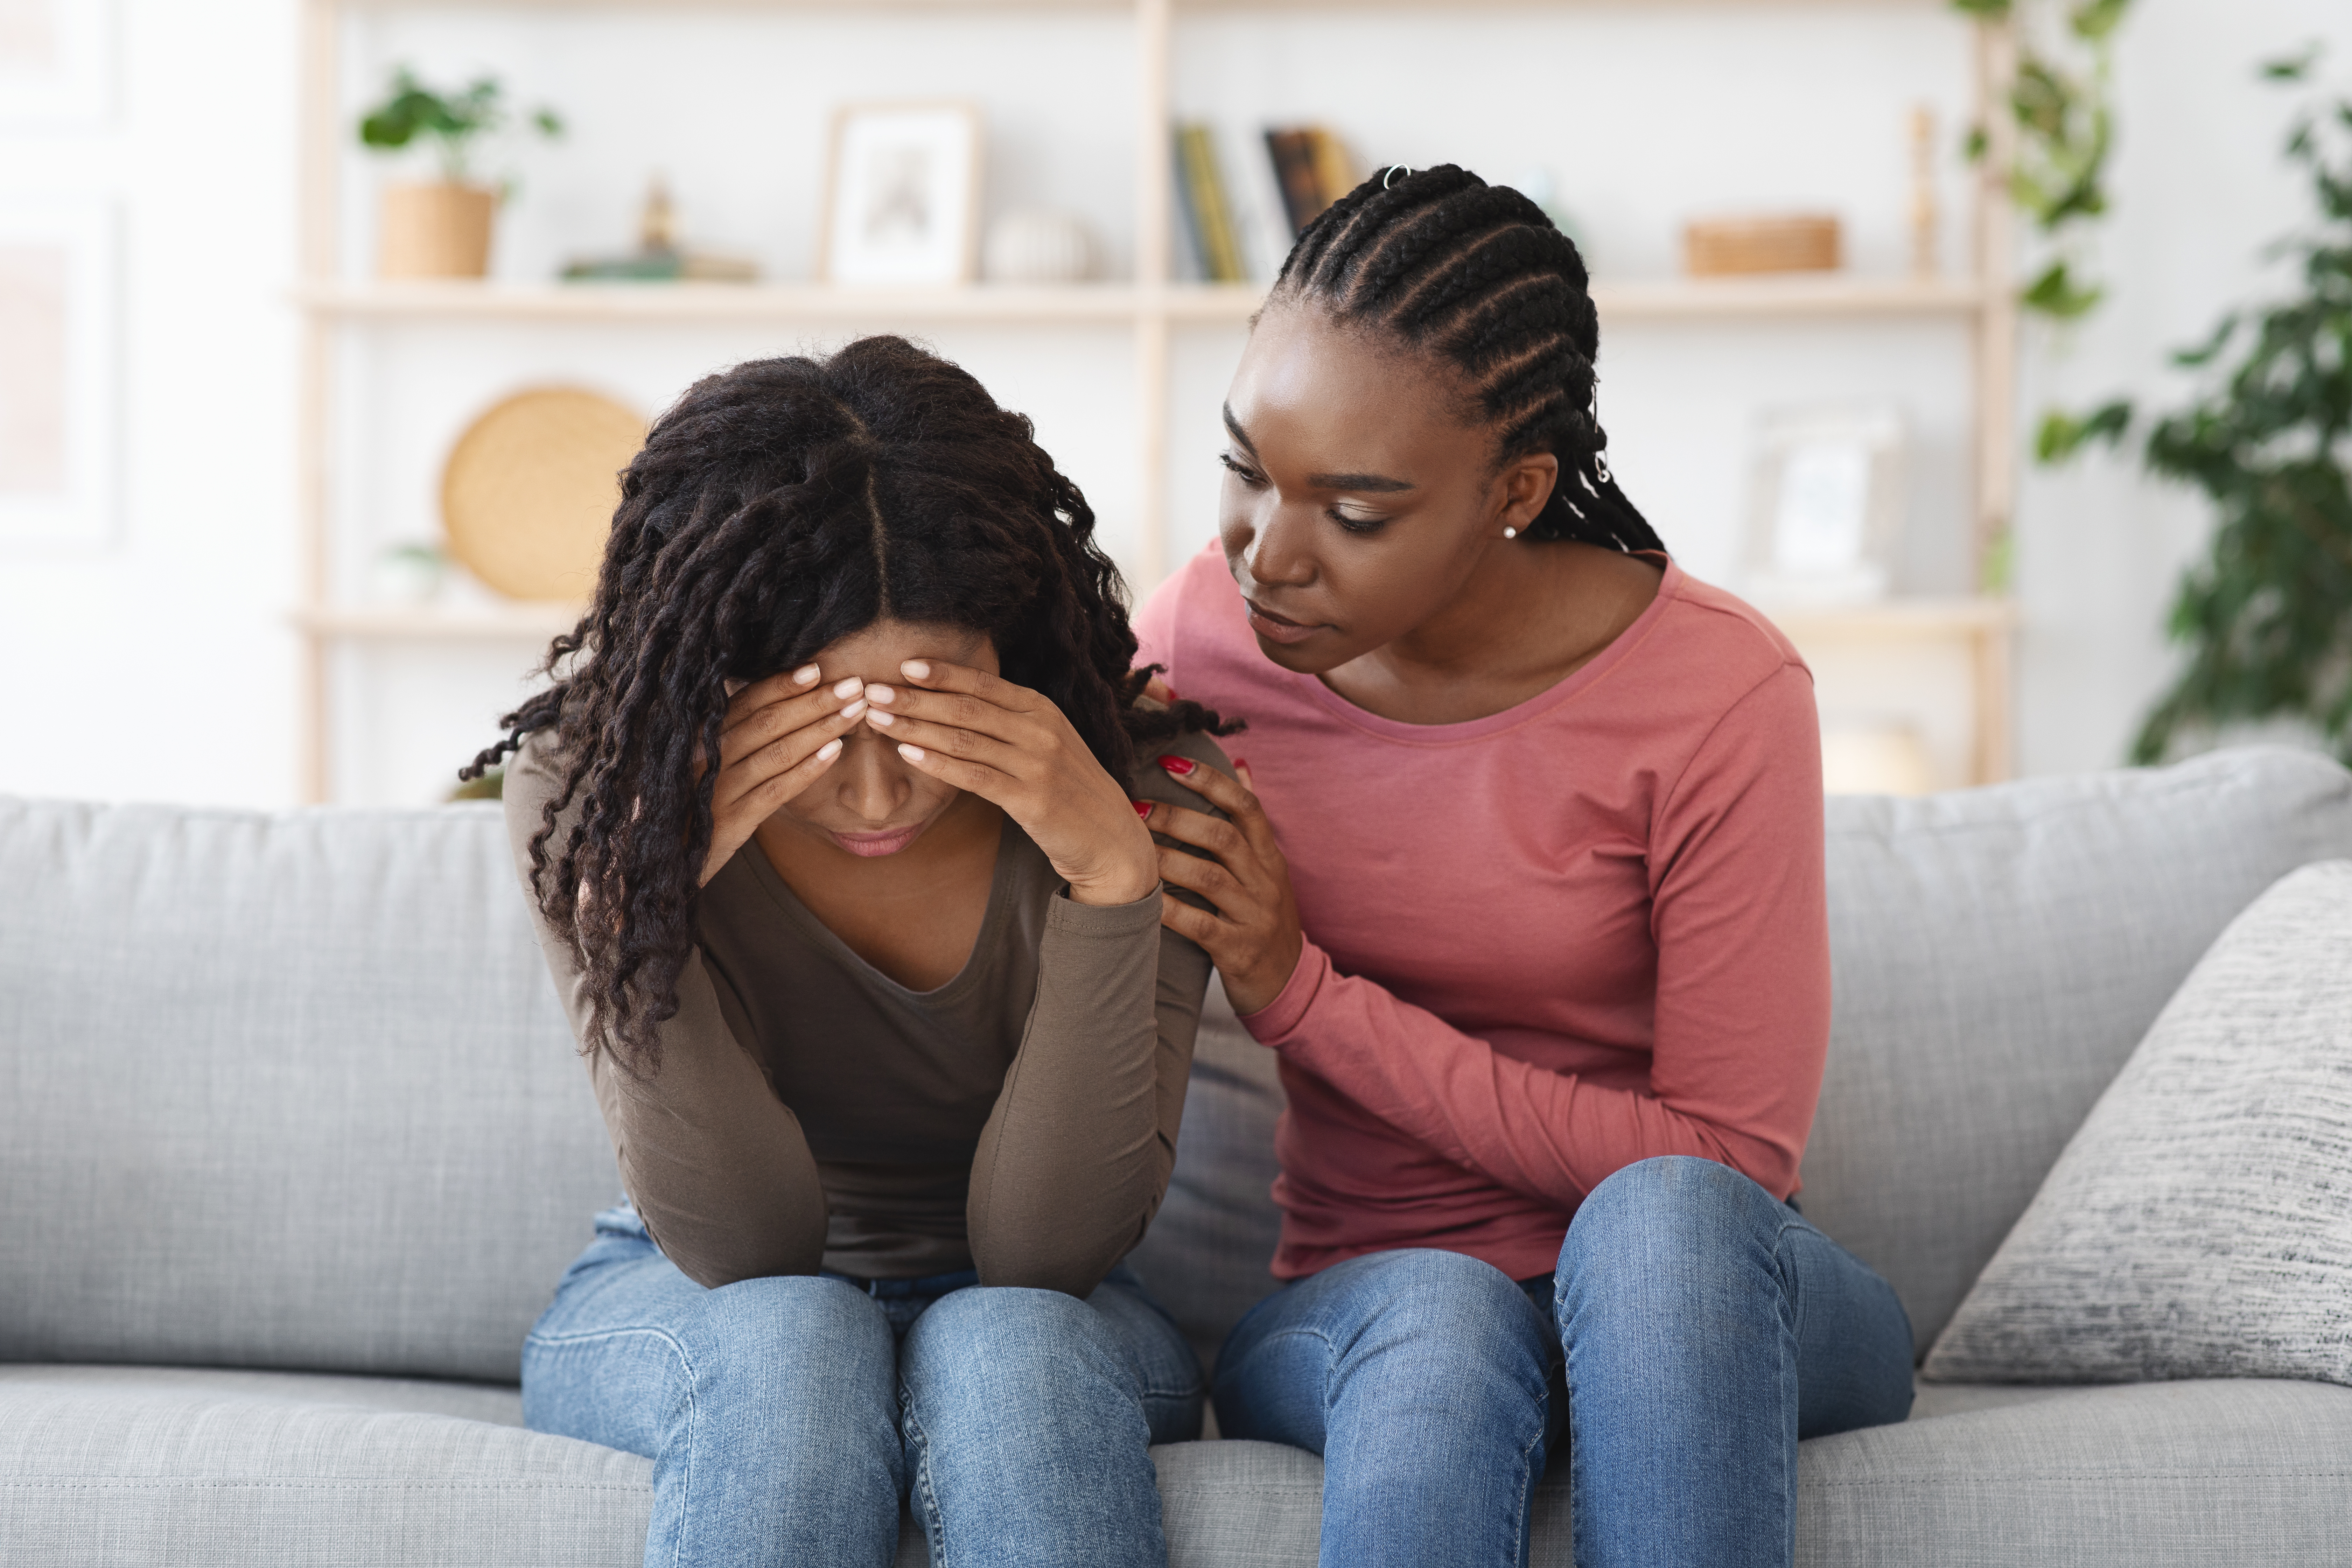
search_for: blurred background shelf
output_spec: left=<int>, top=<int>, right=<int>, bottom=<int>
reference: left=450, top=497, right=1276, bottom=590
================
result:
left=294, top=0, right=2020, bottom=804
left=292, top=603, right=583, bottom=640
left=293, top=275, right=1986, bottom=324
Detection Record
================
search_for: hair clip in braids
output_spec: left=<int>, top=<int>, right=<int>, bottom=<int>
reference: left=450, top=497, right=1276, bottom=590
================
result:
left=1382, top=164, right=1415, bottom=191
left=1594, top=450, right=1613, bottom=485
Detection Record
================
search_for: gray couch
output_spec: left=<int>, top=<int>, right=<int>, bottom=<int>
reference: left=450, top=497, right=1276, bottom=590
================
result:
left=6, top=746, right=2352, bottom=1566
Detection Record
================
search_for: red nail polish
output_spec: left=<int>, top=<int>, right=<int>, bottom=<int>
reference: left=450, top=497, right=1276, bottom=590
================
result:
left=1157, top=754, right=1196, bottom=777
left=1229, top=756, right=1249, bottom=772
left=1133, top=800, right=1154, bottom=819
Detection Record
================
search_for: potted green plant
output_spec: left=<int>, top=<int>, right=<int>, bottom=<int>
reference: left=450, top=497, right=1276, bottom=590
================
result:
left=358, top=66, right=562, bottom=279
left=2042, top=51, right=2352, bottom=762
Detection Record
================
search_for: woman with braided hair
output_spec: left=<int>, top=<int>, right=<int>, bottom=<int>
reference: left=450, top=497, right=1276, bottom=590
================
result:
left=472, top=336, right=1238, bottom=1568
left=1133, top=166, right=1913, bottom=1567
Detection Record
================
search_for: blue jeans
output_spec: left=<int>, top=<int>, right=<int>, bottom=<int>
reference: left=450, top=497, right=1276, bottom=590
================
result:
left=522, top=1204, right=1204, bottom=1568
left=1212, top=1156, right=1914, bottom=1568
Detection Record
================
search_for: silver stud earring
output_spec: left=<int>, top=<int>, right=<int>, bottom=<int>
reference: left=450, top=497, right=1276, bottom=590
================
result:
left=1502, top=526, right=1518, bottom=539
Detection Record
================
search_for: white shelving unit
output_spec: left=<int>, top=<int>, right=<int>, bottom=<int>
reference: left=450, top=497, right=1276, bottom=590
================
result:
left=293, top=0, right=2019, bottom=802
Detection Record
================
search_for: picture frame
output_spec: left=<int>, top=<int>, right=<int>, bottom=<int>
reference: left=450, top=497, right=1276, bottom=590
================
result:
left=0, top=196, right=116, bottom=547
left=1741, top=402, right=1906, bottom=606
left=0, top=0, right=115, bottom=128
left=818, top=101, right=982, bottom=287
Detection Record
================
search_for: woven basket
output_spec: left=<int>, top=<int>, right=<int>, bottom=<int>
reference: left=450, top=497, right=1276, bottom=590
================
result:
left=440, top=387, right=645, bottom=602
left=1683, top=214, right=1842, bottom=276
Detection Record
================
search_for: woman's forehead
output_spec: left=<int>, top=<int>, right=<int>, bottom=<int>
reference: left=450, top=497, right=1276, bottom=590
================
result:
left=810, top=618, right=992, bottom=677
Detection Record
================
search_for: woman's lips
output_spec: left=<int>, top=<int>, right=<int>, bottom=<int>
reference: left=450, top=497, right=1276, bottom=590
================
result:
left=829, top=824, right=924, bottom=858
left=1246, top=600, right=1324, bottom=646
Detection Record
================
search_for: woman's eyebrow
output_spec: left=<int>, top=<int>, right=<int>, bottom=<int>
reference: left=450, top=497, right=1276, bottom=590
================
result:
left=1223, top=403, right=1416, bottom=493
left=1221, top=403, right=1259, bottom=457
left=1307, top=470, right=1415, bottom=494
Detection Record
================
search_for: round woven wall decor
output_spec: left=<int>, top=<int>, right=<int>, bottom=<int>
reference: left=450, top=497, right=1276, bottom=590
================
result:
left=440, top=386, right=645, bottom=602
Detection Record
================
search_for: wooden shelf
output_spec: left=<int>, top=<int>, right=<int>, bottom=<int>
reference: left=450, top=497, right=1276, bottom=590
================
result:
left=293, top=275, right=1984, bottom=326
left=1765, top=596, right=2017, bottom=639
left=293, top=603, right=583, bottom=640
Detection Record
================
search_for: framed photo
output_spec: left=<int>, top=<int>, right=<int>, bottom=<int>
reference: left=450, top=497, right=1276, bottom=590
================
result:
left=0, top=0, right=115, bottom=127
left=1741, top=402, right=1906, bottom=606
left=0, top=197, right=116, bottom=546
left=819, top=102, right=982, bottom=287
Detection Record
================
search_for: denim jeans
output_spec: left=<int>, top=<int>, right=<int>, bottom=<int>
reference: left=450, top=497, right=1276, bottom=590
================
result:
left=1212, top=1156, right=1914, bottom=1568
left=522, top=1204, right=1204, bottom=1568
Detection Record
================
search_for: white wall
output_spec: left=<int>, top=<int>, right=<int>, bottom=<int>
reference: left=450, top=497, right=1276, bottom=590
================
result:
left=0, top=0, right=299, bottom=805
left=2, top=0, right=2346, bottom=806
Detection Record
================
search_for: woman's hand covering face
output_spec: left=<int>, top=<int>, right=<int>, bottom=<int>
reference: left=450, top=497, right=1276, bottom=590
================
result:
left=1137, top=761, right=1304, bottom=1015
left=695, top=667, right=870, bottom=887
left=863, top=659, right=1161, bottom=908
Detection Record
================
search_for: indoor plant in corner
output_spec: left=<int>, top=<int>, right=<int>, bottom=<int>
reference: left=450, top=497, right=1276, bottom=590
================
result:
left=359, top=66, right=562, bottom=279
left=2043, top=51, right=2352, bottom=763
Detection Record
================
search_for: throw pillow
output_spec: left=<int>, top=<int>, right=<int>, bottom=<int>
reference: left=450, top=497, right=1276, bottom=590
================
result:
left=1923, top=859, right=2352, bottom=1386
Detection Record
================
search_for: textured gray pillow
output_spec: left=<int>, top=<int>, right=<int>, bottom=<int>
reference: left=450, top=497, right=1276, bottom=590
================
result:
left=1924, top=859, right=2352, bottom=1386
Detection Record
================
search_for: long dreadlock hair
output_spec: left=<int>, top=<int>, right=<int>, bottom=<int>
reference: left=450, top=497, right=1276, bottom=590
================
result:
left=466, top=336, right=1235, bottom=1075
left=1270, top=164, right=1665, bottom=554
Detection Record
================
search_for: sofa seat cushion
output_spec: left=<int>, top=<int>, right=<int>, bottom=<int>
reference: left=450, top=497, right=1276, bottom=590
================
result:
left=0, top=1365, right=646, bottom=1568
left=12, top=1366, right=2349, bottom=1566
left=1151, top=1381, right=2352, bottom=1567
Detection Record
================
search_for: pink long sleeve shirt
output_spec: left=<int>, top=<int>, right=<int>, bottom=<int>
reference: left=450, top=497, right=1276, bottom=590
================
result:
left=1135, top=545, right=1831, bottom=1282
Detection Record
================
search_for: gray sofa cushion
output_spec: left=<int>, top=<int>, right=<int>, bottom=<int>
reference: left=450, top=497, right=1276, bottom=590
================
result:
left=1925, top=860, right=2352, bottom=1386
left=0, top=1365, right=646, bottom=1568
left=0, top=800, right=616, bottom=1383
left=23, top=1367, right=2339, bottom=1567
left=1797, top=747, right=2352, bottom=1354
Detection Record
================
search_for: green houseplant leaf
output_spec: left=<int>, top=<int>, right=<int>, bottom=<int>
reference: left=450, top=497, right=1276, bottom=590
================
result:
left=2051, top=57, right=2352, bottom=763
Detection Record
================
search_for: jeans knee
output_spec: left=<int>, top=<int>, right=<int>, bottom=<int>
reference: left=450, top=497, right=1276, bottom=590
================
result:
left=680, top=1274, right=894, bottom=1410
left=1336, top=1251, right=1553, bottom=1385
left=1559, top=1157, right=1791, bottom=1330
left=1567, top=1157, right=1779, bottom=1261
left=907, top=1287, right=1120, bottom=1388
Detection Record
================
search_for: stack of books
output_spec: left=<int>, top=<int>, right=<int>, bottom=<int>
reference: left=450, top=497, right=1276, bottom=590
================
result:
left=1175, top=122, right=1359, bottom=285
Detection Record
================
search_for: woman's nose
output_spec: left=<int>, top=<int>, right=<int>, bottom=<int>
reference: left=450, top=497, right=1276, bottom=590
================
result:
left=840, top=730, right=905, bottom=822
left=1246, top=501, right=1317, bottom=589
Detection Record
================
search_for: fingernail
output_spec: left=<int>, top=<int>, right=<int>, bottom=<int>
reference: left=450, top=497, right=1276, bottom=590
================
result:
left=866, top=683, right=894, bottom=704
left=867, top=709, right=895, bottom=726
left=841, top=698, right=868, bottom=720
left=794, top=665, right=820, bottom=685
left=901, top=660, right=930, bottom=680
left=832, top=677, right=862, bottom=699
left=1157, top=754, right=1196, bottom=776
left=898, top=743, right=926, bottom=762
left=1230, top=756, right=1249, bottom=771
left=815, top=738, right=842, bottom=761
left=1133, top=800, right=1154, bottom=819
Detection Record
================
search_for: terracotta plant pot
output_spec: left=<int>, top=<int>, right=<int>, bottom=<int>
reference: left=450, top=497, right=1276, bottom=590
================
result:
left=378, top=182, right=496, bottom=279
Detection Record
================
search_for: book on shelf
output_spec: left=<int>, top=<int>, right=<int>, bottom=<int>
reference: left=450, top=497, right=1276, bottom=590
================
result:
left=1262, top=125, right=1360, bottom=240
left=1174, top=122, right=1248, bottom=285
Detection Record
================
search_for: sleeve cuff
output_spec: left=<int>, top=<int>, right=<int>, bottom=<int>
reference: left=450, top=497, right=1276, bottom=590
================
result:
left=1237, top=939, right=1329, bottom=1043
left=1045, top=884, right=1164, bottom=939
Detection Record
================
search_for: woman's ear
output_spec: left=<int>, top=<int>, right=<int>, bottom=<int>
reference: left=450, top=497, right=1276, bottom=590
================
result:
left=1497, top=452, right=1560, bottom=532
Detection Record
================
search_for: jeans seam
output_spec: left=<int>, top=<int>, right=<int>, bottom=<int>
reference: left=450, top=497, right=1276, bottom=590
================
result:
left=902, top=1383, right=949, bottom=1568
left=526, top=1325, right=701, bottom=1568
left=1508, top=1383, right=1547, bottom=1568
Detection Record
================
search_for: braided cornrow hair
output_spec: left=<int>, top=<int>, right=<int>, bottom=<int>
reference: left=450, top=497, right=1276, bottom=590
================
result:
left=464, top=336, right=1236, bottom=1075
left=1272, top=164, right=1665, bottom=553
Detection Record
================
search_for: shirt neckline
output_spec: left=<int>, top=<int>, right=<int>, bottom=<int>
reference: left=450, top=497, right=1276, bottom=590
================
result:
left=1275, top=556, right=1685, bottom=745
left=728, top=812, right=1022, bottom=1007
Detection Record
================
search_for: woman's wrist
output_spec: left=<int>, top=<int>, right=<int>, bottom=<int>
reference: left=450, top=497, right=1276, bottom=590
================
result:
left=1066, top=853, right=1161, bottom=907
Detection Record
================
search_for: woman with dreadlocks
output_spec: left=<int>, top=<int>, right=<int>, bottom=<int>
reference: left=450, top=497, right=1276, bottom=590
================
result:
left=473, top=336, right=1237, bottom=1568
left=1132, top=166, right=1914, bottom=1568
